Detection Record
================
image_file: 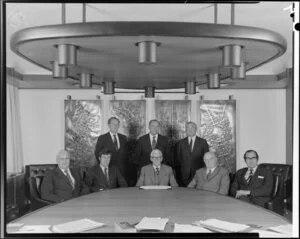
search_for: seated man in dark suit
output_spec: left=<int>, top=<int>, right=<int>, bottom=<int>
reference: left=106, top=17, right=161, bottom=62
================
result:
left=188, top=152, right=230, bottom=195
left=136, top=149, right=178, bottom=187
left=230, top=149, right=273, bottom=207
left=41, top=149, right=89, bottom=203
left=86, top=148, right=128, bottom=192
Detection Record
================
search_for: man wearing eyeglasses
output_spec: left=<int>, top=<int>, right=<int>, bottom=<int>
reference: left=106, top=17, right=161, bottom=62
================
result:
left=230, top=149, right=273, bottom=207
left=136, top=149, right=178, bottom=187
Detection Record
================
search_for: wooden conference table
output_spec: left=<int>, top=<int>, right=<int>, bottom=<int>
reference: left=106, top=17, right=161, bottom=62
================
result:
left=7, top=187, right=290, bottom=233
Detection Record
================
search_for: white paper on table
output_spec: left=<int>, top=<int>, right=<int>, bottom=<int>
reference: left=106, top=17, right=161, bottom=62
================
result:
left=269, top=224, right=293, bottom=235
left=7, top=223, right=24, bottom=228
left=52, top=218, right=105, bottom=233
left=173, top=223, right=212, bottom=233
left=139, top=185, right=171, bottom=190
left=135, top=217, right=169, bottom=231
left=196, top=219, right=250, bottom=232
left=15, top=225, right=52, bottom=233
left=251, top=229, right=291, bottom=238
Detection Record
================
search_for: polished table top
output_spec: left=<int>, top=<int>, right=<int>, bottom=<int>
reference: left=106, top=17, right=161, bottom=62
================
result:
left=7, top=187, right=290, bottom=233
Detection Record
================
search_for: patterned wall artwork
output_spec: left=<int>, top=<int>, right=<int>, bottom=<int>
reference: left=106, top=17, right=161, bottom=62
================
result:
left=65, top=100, right=102, bottom=168
left=155, top=100, right=191, bottom=166
left=155, top=100, right=191, bottom=141
left=109, top=100, right=147, bottom=140
left=198, top=100, right=236, bottom=173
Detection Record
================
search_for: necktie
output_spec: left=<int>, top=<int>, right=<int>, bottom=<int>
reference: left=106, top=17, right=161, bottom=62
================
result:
left=152, top=136, right=157, bottom=149
left=247, top=169, right=253, bottom=185
left=189, top=138, right=193, bottom=152
left=104, top=167, right=109, bottom=184
left=155, top=167, right=160, bottom=175
left=64, top=169, right=74, bottom=190
left=207, top=169, right=212, bottom=179
left=113, top=134, right=118, bottom=150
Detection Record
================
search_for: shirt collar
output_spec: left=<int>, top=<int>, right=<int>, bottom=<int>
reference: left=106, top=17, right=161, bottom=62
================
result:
left=150, top=134, right=158, bottom=139
left=110, top=132, right=118, bottom=138
left=153, top=164, right=161, bottom=170
left=248, top=166, right=258, bottom=174
left=188, top=135, right=196, bottom=141
left=100, top=164, right=109, bottom=172
left=207, top=167, right=216, bottom=173
left=59, top=167, right=70, bottom=175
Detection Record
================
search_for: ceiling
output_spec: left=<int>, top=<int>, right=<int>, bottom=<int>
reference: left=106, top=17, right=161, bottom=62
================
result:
left=6, top=2, right=295, bottom=90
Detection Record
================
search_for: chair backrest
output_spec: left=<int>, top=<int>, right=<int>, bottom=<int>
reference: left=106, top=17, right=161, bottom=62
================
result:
left=25, top=164, right=57, bottom=201
left=259, top=163, right=292, bottom=200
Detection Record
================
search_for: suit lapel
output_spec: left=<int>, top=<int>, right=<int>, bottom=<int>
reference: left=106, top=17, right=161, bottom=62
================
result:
left=248, top=166, right=260, bottom=186
left=97, top=165, right=109, bottom=188
left=56, top=167, right=73, bottom=189
left=207, top=167, right=220, bottom=181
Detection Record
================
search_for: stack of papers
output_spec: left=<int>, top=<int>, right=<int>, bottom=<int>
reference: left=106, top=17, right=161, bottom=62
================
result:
left=52, top=218, right=104, bottom=233
left=173, top=223, right=212, bottom=233
left=135, top=217, right=169, bottom=231
left=15, top=225, right=52, bottom=233
left=250, top=229, right=291, bottom=238
left=194, top=219, right=250, bottom=232
left=139, top=185, right=171, bottom=190
left=269, top=224, right=292, bottom=235
left=114, top=222, right=137, bottom=233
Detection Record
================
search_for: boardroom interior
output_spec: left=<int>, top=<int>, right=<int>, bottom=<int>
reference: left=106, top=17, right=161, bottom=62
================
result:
left=2, top=1, right=299, bottom=237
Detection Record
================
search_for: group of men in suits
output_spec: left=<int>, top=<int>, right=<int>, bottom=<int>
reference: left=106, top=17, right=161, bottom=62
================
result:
left=41, top=117, right=274, bottom=209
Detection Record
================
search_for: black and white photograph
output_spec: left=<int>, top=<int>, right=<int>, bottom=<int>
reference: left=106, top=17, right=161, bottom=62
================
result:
left=1, top=1, right=299, bottom=238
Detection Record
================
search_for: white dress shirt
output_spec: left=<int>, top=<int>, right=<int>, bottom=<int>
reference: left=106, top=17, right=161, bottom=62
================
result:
left=150, top=134, right=158, bottom=146
left=206, top=166, right=216, bottom=174
left=109, top=132, right=120, bottom=149
left=188, top=136, right=196, bottom=151
left=59, top=167, right=75, bottom=186
left=244, top=166, right=258, bottom=180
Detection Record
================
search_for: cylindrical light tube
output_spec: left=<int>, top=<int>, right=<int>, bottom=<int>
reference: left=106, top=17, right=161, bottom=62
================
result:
left=185, top=81, right=196, bottom=94
left=207, top=73, right=220, bottom=89
left=137, top=41, right=159, bottom=64
left=231, top=61, right=246, bottom=79
left=222, top=44, right=242, bottom=67
left=51, top=61, right=68, bottom=79
left=103, top=81, right=115, bottom=94
left=57, top=44, right=78, bottom=66
left=145, top=86, right=155, bottom=98
left=79, top=73, right=93, bottom=88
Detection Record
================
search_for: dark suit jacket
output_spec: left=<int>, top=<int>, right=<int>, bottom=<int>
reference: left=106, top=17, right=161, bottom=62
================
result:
left=86, top=165, right=128, bottom=191
left=136, top=164, right=178, bottom=187
left=176, top=136, right=209, bottom=186
left=230, top=165, right=273, bottom=206
left=132, top=134, right=171, bottom=169
left=41, top=167, right=89, bottom=203
left=188, top=166, right=230, bottom=195
left=94, top=132, right=128, bottom=180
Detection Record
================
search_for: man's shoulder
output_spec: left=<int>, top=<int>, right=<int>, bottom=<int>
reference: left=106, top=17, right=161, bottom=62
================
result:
left=257, top=165, right=272, bottom=175
left=195, top=167, right=206, bottom=174
left=141, top=164, right=153, bottom=170
left=217, top=166, right=229, bottom=174
left=44, top=167, right=57, bottom=177
left=161, top=164, right=172, bottom=171
left=98, top=132, right=110, bottom=139
left=178, top=137, right=187, bottom=143
left=158, top=134, right=168, bottom=140
left=138, top=134, right=149, bottom=141
left=195, top=136, right=207, bottom=143
left=236, top=167, right=247, bottom=175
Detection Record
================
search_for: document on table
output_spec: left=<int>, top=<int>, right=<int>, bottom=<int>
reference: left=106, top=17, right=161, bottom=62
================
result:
left=268, top=224, right=293, bottom=235
left=52, top=218, right=105, bottom=233
left=194, top=219, right=250, bottom=232
left=250, top=229, right=291, bottom=238
left=15, top=225, right=52, bottom=233
left=135, top=217, right=169, bottom=231
left=173, top=223, right=212, bottom=233
left=139, top=185, right=171, bottom=190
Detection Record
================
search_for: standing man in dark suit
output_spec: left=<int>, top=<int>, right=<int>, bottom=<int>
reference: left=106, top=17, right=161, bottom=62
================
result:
left=87, top=148, right=128, bottom=191
left=41, top=149, right=89, bottom=203
left=94, top=117, right=128, bottom=182
left=132, top=119, right=171, bottom=170
left=176, top=121, right=209, bottom=187
left=230, top=149, right=273, bottom=207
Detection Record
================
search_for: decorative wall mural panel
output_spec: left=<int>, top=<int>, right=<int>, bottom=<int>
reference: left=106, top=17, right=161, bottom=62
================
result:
left=198, top=100, right=236, bottom=173
left=155, top=100, right=191, bottom=141
left=155, top=100, right=191, bottom=167
left=109, top=100, right=146, bottom=139
left=65, top=100, right=102, bottom=167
